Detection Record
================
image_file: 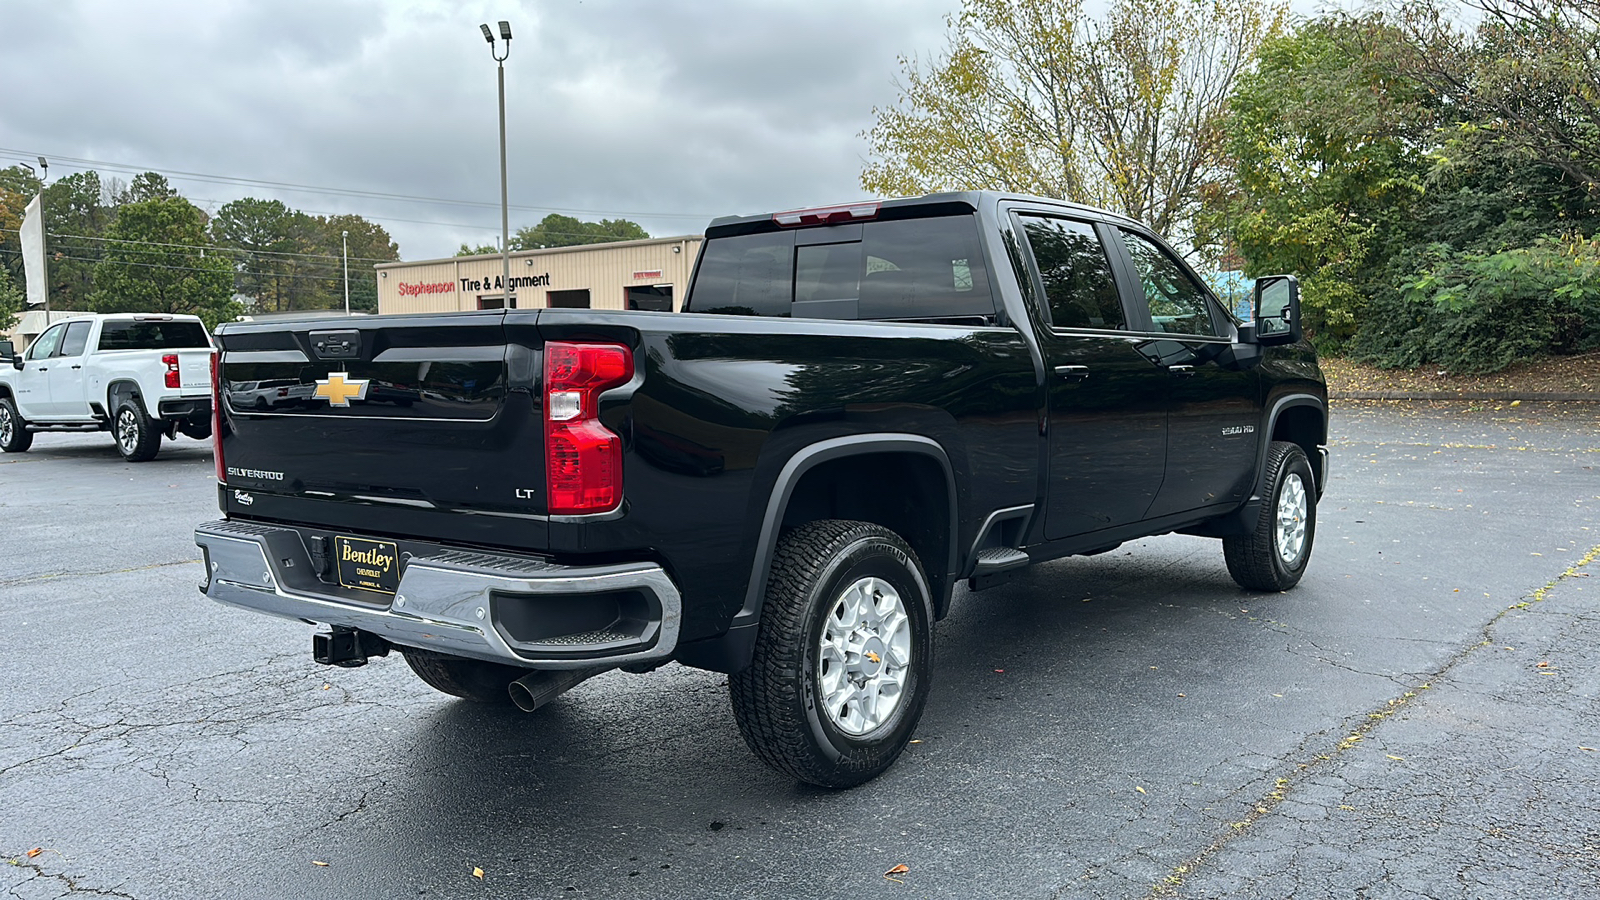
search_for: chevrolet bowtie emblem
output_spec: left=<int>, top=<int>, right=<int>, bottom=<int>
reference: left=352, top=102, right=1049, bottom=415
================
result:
left=865, top=651, right=881, bottom=664
left=314, top=372, right=370, bottom=407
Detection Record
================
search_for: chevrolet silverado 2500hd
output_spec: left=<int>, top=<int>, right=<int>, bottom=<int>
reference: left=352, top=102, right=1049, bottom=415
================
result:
left=194, top=192, right=1327, bottom=787
left=0, top=313, right=214, bottom=461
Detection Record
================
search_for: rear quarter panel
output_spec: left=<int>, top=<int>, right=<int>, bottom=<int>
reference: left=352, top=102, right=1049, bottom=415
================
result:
left=526, top=308, right=1040, bottom=643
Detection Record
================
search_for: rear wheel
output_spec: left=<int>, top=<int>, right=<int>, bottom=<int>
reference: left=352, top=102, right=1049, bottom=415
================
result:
left=729, top=519, right=934, bottom=788
left=401, top=648, right=527, bottom=705
left=0, top=397, right=32, bottom=453
left=114, top=400, right=162, bottom=462
left=1224, top=441, right=1317, bottom=591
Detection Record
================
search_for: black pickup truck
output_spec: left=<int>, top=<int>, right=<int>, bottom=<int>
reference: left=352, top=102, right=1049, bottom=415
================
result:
left=195, top=191, right=1327, bottom=787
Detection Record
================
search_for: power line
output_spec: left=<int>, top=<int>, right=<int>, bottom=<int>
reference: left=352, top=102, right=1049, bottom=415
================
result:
left=0, top=148, right=716, bottom=220
left=0, top=227, right=396, bottom=264
left=0, top=247, right=370, bottom=283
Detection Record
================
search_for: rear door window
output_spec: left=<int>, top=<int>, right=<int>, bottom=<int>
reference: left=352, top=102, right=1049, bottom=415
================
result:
left=96, top=320, right=212, bottom=350
left=857, top=216, right=993, bottom=321
left=56, top=321, right=92, bottom=357
left=1016, top=215, right=1126, bottom=330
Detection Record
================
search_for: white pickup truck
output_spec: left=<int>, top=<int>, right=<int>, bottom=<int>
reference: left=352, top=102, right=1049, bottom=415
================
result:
left=0, top=313, right=215, bottom=461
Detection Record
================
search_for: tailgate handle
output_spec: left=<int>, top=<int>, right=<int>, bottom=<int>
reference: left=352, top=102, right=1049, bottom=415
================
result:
left=310, top=329, right=361, bottom=360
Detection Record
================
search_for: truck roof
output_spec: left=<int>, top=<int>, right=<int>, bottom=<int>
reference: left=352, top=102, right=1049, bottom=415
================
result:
left=705, top=190, right=1142, bottom=237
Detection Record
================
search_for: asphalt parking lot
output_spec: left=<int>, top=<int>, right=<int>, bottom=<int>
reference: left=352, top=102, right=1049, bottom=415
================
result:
left=2, top=402, right=1597, bottom=900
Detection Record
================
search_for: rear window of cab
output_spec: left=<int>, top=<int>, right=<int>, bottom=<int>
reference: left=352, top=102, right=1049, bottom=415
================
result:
left=688, top=214, right=996, bottom=323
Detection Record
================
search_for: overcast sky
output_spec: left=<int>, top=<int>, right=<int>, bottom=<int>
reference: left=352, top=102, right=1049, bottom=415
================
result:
left=2, top=0, right=1346, bottom=262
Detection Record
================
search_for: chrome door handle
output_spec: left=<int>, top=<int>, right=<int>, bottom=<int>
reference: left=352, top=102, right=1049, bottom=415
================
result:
left=1054, top=365, right=1089, bottom=379
left=1168, top=365, right=1195, bottom=377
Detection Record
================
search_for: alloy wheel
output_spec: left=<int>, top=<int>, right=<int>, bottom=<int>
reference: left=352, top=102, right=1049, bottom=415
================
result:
left=817, top=575, right=912, bottom=736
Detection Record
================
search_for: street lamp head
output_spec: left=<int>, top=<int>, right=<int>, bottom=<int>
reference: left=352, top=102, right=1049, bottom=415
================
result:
left=479, top=23, right=494, bottom=44
left=499, top=21, right=512, bottom=41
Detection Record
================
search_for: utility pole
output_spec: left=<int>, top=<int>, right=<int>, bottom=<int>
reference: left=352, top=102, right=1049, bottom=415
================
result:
left=481, top=21, right=513, bottom=308
left=342, top=229, right=350, bottom=315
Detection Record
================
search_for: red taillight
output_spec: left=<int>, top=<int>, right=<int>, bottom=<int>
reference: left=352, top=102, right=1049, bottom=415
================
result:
left=544, top=341, right=633, bottom=515
left=163, top=353, right=180, bottom=389
left=772, top=201, right=879, bottom=227
left=211, top=350, right=225, bottom=485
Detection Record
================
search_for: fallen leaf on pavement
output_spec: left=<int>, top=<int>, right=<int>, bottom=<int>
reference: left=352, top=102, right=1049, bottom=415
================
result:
left=884, top=864, right=909, bottom=877
left=473, top=867, right=485, bottom=880
left=1135, top=786, right=1147, bottom=794
left=1580, top=746, right=1597, bottom=752
left=1385, top=755, right=1405, bottom=761
left=312, top=861, right=329, bottom=867
left=26, top=848, right=41, bottom=859
left=1537, top=661, right=1551, bottom=668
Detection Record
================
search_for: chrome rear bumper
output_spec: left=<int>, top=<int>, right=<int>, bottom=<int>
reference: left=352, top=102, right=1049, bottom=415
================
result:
left=194, top=519, right=682, bottom=670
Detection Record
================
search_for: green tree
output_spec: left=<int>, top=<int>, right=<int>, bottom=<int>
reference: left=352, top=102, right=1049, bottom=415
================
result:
left=515, top=214, right=649, bottom=249
left=456, top=240, right=500, bottom=257
left=40, top=171, right=111, bottom=310
left=0, top=264, right=23, bottom=334
left=0, top=165, right=43, bottom=295
left=90, top=197, right=238, bottom=328
left=1209, top=14, right=1437, bottom=348
left=455, top=215, right=650, bottom=257
left=862, top=0, right=1286, bottom=245
left=322, top=214, right=400, bottom=311
left=210, top=198, right=335, bottom=312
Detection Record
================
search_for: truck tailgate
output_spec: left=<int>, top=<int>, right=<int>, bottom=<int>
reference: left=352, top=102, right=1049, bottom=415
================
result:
left=215, top=313, right=549, bottom=550
left=177, top=349, right=212, bottom=394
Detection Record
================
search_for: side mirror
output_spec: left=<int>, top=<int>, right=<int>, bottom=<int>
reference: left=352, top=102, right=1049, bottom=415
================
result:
left=10, top=354, right=23, bottom=371
left=1253, top=274, right=1302, bottom=345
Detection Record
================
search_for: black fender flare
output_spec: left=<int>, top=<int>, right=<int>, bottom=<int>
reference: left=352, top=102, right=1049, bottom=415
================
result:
left=732, top=433, right=960, bottom=631
left=1256, top=393, right=1327, bottom=497
left=106, top=379, right=145, bottom=416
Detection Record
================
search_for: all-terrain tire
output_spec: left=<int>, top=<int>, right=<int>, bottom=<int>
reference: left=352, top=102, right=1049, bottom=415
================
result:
left=0, top=397, right=32, bottom=453
left=113, top=399, right=162, bottom=462
left=401, top=647, right=527, bottom=705
left=729, top=519, right=934, bottom=789
left=1224, top=440, right=1317, bottom=591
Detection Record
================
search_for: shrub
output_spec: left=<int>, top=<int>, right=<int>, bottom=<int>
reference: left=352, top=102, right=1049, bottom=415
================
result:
left=1350, top=238, right=1600, bottom=373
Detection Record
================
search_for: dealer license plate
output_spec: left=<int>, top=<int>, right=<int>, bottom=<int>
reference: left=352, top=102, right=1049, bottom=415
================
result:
left=334, top=536, right=401, bottom=595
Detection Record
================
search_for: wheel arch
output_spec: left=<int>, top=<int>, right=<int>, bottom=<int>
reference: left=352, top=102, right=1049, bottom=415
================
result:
left=1261, top=394, right=1326, bottom=497
left=106, top=379, right=145, bottom=414
left=737, top=434, right=960, bottom=630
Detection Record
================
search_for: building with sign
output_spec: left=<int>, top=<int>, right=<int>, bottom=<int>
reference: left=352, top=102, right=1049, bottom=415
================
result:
left=374, top=235, right=702, bottom=315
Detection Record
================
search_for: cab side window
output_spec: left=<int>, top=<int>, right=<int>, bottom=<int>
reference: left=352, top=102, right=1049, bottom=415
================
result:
left=1017, top=215, right=1125, bottom=330
left=57, top=321, right=91, bottom=357
left=1120, top=231, right=1220, bottom=337
left=26, top=324, right=65, bottom=360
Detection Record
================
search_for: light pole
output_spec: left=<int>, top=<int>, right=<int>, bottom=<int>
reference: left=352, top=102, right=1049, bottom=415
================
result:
left=480, top=20, right=512, bottom=308
left=35, top=157, right=48, bottom=314
left=342, top=229, right=350, bottom=315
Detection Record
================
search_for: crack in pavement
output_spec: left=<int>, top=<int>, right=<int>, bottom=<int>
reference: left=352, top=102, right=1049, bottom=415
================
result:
left=1135, top=540, right=1600, bottom=899
left=3, top=856, right=139, bottom=900
left=0, top=559, right=201, bottom=588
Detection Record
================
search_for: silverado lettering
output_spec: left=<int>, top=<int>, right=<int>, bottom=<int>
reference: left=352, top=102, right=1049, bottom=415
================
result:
left=194, top=191, right=1329, bottom=789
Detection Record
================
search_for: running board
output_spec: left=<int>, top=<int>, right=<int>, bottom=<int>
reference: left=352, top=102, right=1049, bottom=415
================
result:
left=969, top=547, right=1029, bottom=591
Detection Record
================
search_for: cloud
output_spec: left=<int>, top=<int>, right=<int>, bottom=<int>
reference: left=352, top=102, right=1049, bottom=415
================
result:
left=0, top=0, right=955, bottom=259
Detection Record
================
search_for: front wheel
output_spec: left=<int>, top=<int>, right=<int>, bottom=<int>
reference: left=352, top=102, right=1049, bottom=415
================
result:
left=114, top=400, right=162, bottom=462
left=729, top=519, right=934, bottom=788
left=0, top=397, right=32, bottom=453
left=1224, top=441, right=1317, bottom=591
